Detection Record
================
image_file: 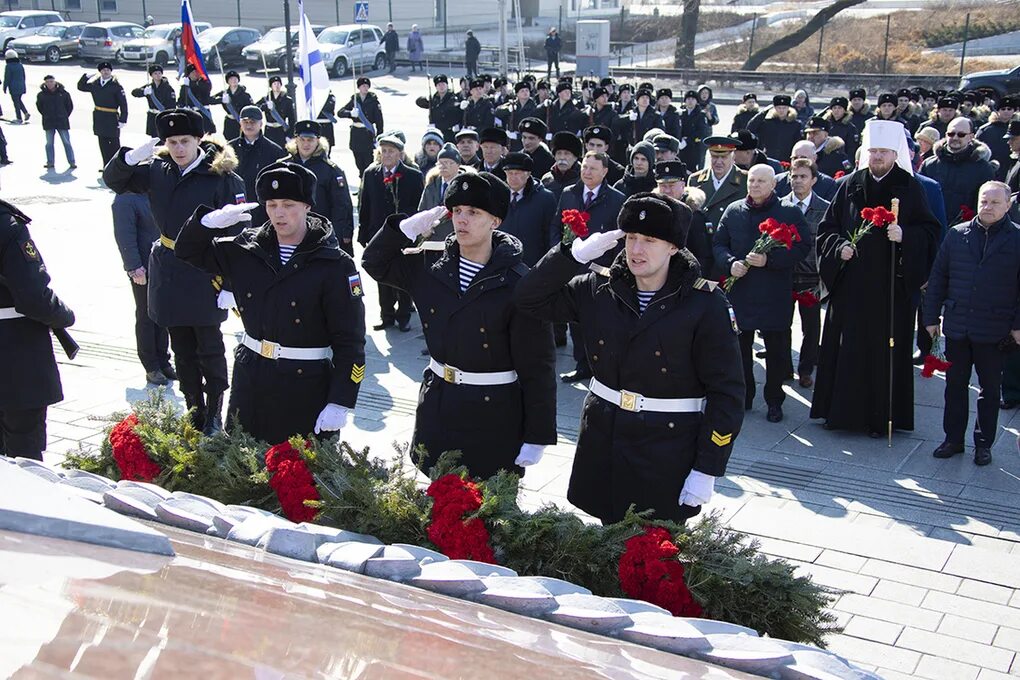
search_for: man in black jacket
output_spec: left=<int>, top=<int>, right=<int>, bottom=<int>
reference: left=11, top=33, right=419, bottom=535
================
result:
left=415, top=74, right=461, bottom=142
left=286, top=121, right=355, bottom=256
left=357, top=132, right=424, bottom=331
left=499, top=152, right=558, bottom=266
left=545, top=81, right=586, bottom=136
left=584, top=125, right=624, bottom=185
left=229, top=106, right=283, bottom=227
left=519, top=116, right=554, bottom=179
left=0, top=200, right=75, bottom=461
left=381, top=23, right=399, bottom=73
left=259, top=76, right=295, bottom=149
left=804, top=116, right=853, bottom=178
left=175, top=161, right=366, bottom=445
left=464, top=30, right=480, bottom=79
left=130, top=64, right=175, bottom=139
left=77, top=62, right=127, bottom=169
left=920, top=116, right=998, bottom=224
left=36, top=75, right=75, bottom=170
left=177, top=63, right=216, bottom=134
left=212, top=70, right=253, bottom=142
left=541, top=130, right=582, bottom=199
left=461, top=78, right=495, bottom=131
left=747, top=94, right=804, bottom=162
left=338, top=77, right=383, bottom=178
left=496, top=82, right=539, bottom=150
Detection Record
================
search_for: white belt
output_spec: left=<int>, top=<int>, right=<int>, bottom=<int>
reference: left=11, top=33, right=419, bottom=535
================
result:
left=241, top=332, right=332, bottom=361
left=589, top=377, right=704, bottom=413
left=0, top=307, right=25, bottom=320
left=428, top=357, right=517, bottom=386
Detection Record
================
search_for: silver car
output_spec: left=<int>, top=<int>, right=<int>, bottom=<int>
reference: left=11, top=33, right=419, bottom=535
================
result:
left=119, top=21, right=211, bottom=67
left=317, top=24, right=387, bottom=78
left=78, top=21, right=145, bottom=63
left=8, top=21, right=86, bottom=64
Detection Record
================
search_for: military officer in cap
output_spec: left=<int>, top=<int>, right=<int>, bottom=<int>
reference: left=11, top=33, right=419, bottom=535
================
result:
left=495, top=82, right=539, bottom=150
left=499, top=151, right=559, bottom=266
left=583, top=125, right=624, bottom=185
left=730, top=129, right=783, bottom=174
left=478, top=127, right=508, bottom=176
left=213, top=70, right=253, bottom=142
left=924, top=96, right=961, bottom=138
left=541, top=130, right=583, bottom=199
left=312, top=92, right=338, bottom=151
left=977, top=95, right=1017, bottom=181
left=230, top=105, right=284, bottom=228
left=104, top=108, right=247, bottom=436
left=178, top=63, right=217, bottom=134
left=587, top=86, right=616, bottom=129
left=732, top=93, right=759, bottom=133
left=653, top=133, right=682, bottom=163
left=131, top=64, right=175, bottom=138
left=338, top=77, right=384, bottom=177
left=821, top=96, right=861, bottom=162
left=747, top=94, right=804, bottom=162
left=286, top=121, right=355, bottom=256
left=680, top=90, right=711, bottom=171
left=174, top=161, right=366, bottom=445
left=688, top=135, right=749, bottom=230
left=545, top=81, right=587, bottom=136
left=77, top=61, right=128, bottom=168
left=874, top=92, right=909, bottom=127
left=515, top=192, right=744, bottom=524
left=362, top=172, right=557, bottom=480
left=415, top=74, right=461, bottom=142
left=259, top=76, right=295, bottom=149
left=804, top=117, right=852, bottom=178
left=654, top=160, right=714, bottom=276
left=0, top=199, right=75, bottom=461
left=848, top=88, right=873, bottom=132
left=519, top=117, right=554, bottom=179
left=460, top=78, right=495, bottom=131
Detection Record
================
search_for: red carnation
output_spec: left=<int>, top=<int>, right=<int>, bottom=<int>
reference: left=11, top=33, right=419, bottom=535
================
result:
left=618, top=526, right=702, bottom=618
left=109, top=415, right=161, bottom=482
left=779, top=160, right=790, bottom=169
left=561, top=209, right=591, bottom=239
left=265, top=440, right=320, bottom=523
left=958, top=204, right=976, bottom=221
left=833, top=170, right=846, bottom=179
left=721, top=219, right=800, bottom=292
left=426, top=473, right=495, bottom=563
left=792, top=290, right=820, bottom=307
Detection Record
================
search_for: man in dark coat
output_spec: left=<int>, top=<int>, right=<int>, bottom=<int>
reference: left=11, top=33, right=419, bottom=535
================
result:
left=541, top=130, right=582, bottom=199
left=515, top=193, right=744, bottom=524
left=519, top=117, right=554, bottom=179
left=362, top=173, right=557, bottom=480
left=545, top=82, right=587, bottom=136
left=976, top=96, right=1016, bottom=181
left=212, top=70, right=253, bottom=142
left=805, top=116, right=853, bottom=178
left=104, top=109, right=247, bottom=436
left=731, top=93, right=759, bottom=133
left=461, top=79, right=495, bottom=131
left=286, top=121, right=355, bottom=256
left=587, top=86, right=616, bottom=130
left=175, top=161, right=366, bottom=445
left=415, top=74, right=461, bottom=142
left=495, top=82, right=539, bottom=150
left=544, top=27, right=561, bottom=79
left=381, top=23, right=399, bottom=73
left=714, top=164, right=811, bottom=422
left=177, top=63, right=217, bottom=135
left=848, top=88, right=874, bottom=133
left=314, top=92, right=338, bottom=151
left=680, top=90, right=710, bottom=171
left=653, top=160, right=713, bottom=276
left=921, top=116, right=999, bottom=224
left=0, top=200, right=75, bottom=460
left=357, top=132, right=424, bottom=331
left=229, top=105, right=284, bottom=223
left=130, top=64, right=176, bottom=139
left=923, top=180, right=1020, bottom=467
left=732, top=129, right=784, bottom=174
left=464, top=30, right=481, bottom=79
left=259, top=76, right=295, bottom=150
left=747, top=95, right=804, bottom=162
left=77, top=61, right=128, bottom=169
left=811, top=120, right=941, bottom=435
left=338, top=77, right=383, bottom=178
left=583, top=125, right=624, bottom=185
left=553, top=150, right=627, bottom=382
left=822, top=96, right=862, bottom=163
left=36, top=75, right=75, bottom=170
left=1007, top=120, right=1020, bottom=194
left=499, top=152, right=558, bottom=266
left=687, top=135, right=748, bottom=230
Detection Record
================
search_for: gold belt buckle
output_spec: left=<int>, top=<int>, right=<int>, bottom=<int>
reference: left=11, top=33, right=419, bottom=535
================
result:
left=443, top=365, right=459, bottom=384
left=619, top=390, right=639, bottom=412
left=259, top=340, right=279, bottom=360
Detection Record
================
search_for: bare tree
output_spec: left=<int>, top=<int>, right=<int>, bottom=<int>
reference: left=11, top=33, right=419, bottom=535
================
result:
left=741, top=0, right=865, bottom=71
left=674, top=0, right=700, bottom=69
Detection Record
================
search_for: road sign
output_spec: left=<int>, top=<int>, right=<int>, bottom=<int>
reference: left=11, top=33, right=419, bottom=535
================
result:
left=354, top=1, right=369, bottom=23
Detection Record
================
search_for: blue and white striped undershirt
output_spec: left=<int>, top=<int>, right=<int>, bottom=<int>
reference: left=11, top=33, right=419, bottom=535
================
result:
left=279, top=244, right=297, bottom=265
left=459, top=256, right=485, bottom=292
left=636, top=289, right=658, bottom=313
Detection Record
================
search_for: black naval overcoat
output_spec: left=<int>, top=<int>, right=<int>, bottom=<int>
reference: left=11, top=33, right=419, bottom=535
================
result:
left=130, top=79, right=176, bottom=137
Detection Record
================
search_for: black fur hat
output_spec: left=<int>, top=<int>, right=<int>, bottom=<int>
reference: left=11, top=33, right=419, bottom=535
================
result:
left=618, top=192, right=690, bottom=249
left=444, top=171, right=511, bottom=220
left=255, top=161, right=317, bottom=207
left=155, top=108, right=205, bottom=139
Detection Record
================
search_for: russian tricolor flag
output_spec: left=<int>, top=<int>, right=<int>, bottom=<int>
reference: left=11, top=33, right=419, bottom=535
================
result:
left=179, top=0, right=208, bottom=80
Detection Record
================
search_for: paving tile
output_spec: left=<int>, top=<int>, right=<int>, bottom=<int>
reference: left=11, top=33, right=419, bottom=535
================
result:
left=841, top=615, right=903, bottom=645
left=915, top=654, right=981, bottom=680
left=923, top=591, right=1020, bottom=630
left=834, top=593, right=942, bottom=631
left=790, top=561, right=877, bottom=596
left=814, top=549, right=867, bottom=573
left=995, top=627, right=1020, bottom=651
left=871, top=580, right=927, bottom=607
left=957, top=579, right=1015, bottom=605
left=824, top=634, right=920, bottom=674
left=945, top=545, right=1020, bottom=589
left=897, top=627, right=1014, bottom=671
left=753, top=536, right=822, bottom=563
left=937, top=613, right=998, bottom=645
left=874, top=670, right=916, bottom=680
left=976, top=669, right=1018, bottom=680
left=860, top=559, right=962, bottom=593
left=1012, top=590, right=1020, bottom=608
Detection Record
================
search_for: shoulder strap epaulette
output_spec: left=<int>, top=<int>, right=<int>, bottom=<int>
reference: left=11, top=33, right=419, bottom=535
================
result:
left=693, top=277, right=718, bottom=292
left=588, top=263, right=611, bottom=278
left=510, top=262, right=530, bottom=278
left=401, top=240, right=445, bottom=255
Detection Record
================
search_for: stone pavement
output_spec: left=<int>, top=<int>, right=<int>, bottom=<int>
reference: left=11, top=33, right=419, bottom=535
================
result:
left=4, top=60, right=1018, bottom=679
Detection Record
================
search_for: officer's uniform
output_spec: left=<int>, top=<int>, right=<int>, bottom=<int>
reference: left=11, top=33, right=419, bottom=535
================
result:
left=518, top=117, right=554, bottom=179
left=77, top=64, right=128, bottom=167
left=0, top=200, right=75, bottom=460
left=314, top=92, right=338, bottom=150
left=104, top=109, right=247, bottom=434
left=177, top=66, right=217, bottom=135
left=495, top=91, right=539, bottom=151
left=287, top=121, right=356, bottom=257
left=214, top=76, right=254, bottom=141
left=130, top=66, right=176, bottom=138
left=462, top=94, right=496, bottom=132
left=414, top=75, right=462, bottom=142
left=259, top=78, right=296, bottom=149
left=338, top=78, right=383, bottom=177
left=515, top=194, right=745, bottom=524
left=176, top=162, right=366, bottom=445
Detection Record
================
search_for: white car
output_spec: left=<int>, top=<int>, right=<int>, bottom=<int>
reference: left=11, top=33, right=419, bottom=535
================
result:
left=119, top=21, right=211, bottom=67
left=317, top=24, right=387, bottom=78
left=0, top=10, right=63, bottom=51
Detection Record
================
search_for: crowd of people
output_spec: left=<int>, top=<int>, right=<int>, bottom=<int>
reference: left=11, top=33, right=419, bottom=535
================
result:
left=2, top=57, right=1020, bottom=525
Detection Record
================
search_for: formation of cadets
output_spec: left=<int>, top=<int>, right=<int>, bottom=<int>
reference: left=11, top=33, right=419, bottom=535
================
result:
left=3, top=58, right=1020, bottom=526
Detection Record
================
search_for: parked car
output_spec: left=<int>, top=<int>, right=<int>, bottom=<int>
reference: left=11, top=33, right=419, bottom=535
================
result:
left=8, top=21, right=86, bottom=63
left=118, top=21, right=211, bottom=67
left=959, top=64, right=1020, bottom=99
left=242, top=25, right=325, bottom=74
left=78, top=21, right=145, bottom=63
left=0, top=10, right=63, bottom=51
left=196, top=26, right=261, bottom=70
left=317, top=24, right=387, bottom=78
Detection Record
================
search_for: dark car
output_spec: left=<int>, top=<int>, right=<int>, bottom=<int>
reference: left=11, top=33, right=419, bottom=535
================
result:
left=242, top=25, right=325, bottom=74
left=197, top=26, right=261, bottom=70
left=8, top=20, right=85, bottom=63
left=959, top=64, right=1020, bottom=98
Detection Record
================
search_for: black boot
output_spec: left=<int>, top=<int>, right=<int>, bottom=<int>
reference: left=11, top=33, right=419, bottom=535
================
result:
left=184, top=392, right=206, bottom=431
left=203, top=392, right=224, bottom=436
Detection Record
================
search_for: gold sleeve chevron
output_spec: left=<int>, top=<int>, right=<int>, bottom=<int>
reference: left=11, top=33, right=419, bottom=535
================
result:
left=711, top=431, right=732, bottom=447
left=350, top=364, right=365, bottom=384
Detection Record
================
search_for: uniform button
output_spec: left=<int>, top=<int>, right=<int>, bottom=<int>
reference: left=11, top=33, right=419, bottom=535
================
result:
left=484, top=396, right=490, bottom=402
left=291, top=301, right=297, bottom=307
left=293, top=263, right=298, bottom=268
left=423, top=322, right=429, bottom=329
left=661, top=367, right=667, bottom=373
left=297, top=368, right=303, bottom=375
left=655, top=350, right=661, bottom=356
left=598, top=339, right=605, bottom=345
left=295, top=318, right=301, bottom=324
left=592, top=354, right=598, bottom=361
left=483, top=343, right=489, bottom=348
left=430, top=308, right=435, bottom=314
left=238, top=306, right=244, bottom=312
left=668, top=422, right=675, bottom=428
left=246, top=292, right=252, bottom=299
left=660, top=304, right=665, bottom=309
left=479, top=327, right=485, bottom=332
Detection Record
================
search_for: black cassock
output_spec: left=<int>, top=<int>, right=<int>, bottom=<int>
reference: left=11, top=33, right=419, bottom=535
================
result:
left=810, top=165, right=940, bottom=432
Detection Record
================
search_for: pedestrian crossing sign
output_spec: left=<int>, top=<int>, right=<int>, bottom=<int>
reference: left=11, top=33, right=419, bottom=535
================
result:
left=354, top=1, right=369, bottom=23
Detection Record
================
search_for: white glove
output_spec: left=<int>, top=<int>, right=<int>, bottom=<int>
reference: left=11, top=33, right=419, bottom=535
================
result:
left=266, top=99, right=274, bottom=110
left=570, top=228, right=624, bottom=264
left=314, top=403, right=350, bottom=434
left=678, top=138, right=688, bottom=150
left=678, top=470, right=716, bottom=507
left=459, top=100, right=469, bottom=110
left=221, top=92, right=230, bottom=104
left=125, top=137, right=161, bottom=165
left=217, top=290, right=236, bottom=310
left=545, top=133, right=552, bottom=141
left=452, top=124, right=461, bottom=132
left=493, top=117, right=503, bottom=127
left=143, top=85, right=153, bottom=95
left=399, top=205, right=447, bottom=240
left=200, top=202, right=259, bottom=229
left=352, top=105, right=359, bottom=117
left=514, top=443, right=546, bottom=467
left=181, top=79, right=190, bottom=87
left=629, top=110, right=638, bottom=121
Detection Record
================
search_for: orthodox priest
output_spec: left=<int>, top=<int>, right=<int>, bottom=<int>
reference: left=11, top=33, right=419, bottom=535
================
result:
left=810, top=120, right=941, bottom=435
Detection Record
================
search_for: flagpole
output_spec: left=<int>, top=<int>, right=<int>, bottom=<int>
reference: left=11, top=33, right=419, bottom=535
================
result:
left=284, top=0, right=296, bottom=104
left=888, top=197, right=900, bottom=448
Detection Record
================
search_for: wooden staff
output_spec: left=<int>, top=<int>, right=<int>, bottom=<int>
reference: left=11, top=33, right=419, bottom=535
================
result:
left=888, top=197, right=900, bottom=447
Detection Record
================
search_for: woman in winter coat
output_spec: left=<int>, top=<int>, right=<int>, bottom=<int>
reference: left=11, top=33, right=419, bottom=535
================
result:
left=3, top=50, right=28, bottom=123
left=697, top=84, right=719, bottom=131
left=362, top=172, right=557, bottom=480
left=407, top=25, right=425, bottom=72
left=793, top=89, right=815, bottom=125
left=613, top=140, right=657, bottom=197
